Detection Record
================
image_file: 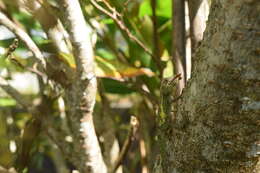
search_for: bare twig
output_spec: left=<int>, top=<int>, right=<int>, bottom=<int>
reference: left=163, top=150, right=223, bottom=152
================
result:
left=110, top=116, right=139, bottom=173
left=90, top=0, right=153, bottom=57
left=0, top=77, right=31, bottom=109
left=128, top=80, right=159, bottom=106
left=139, top=139, right=148, bottom=173
left=151, top=0, right=163, bottom=76
left=5, top=39, right=47, bottom=78
left=100, top=0, right=122, bottom=18
left=11, top=58, right=46, bottom=78
left=0, top=10, right=46, bottom=70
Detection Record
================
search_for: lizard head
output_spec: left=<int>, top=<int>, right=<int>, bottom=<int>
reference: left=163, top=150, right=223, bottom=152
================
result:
left=162, top=73, right=182, bottom=87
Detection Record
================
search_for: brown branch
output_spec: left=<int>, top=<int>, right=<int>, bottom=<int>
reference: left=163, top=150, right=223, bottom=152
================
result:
left=0, top=10, right=46, bottom=70
left=172, top=0, right=186, bottom=96
left=139, top=139, right=148, bottom=173
left=100, top=0, right=122, bottom=18
left=110, top=116, right=139, bottom=173
left=5, top=39, right=47, bottom=78
left=0, top=77, right=31, bottom=109
left=9, top=57, right=46, bottom=78
left=90, top=0, right=153, bottom=57
left=151, top=0, right=163, bottom=76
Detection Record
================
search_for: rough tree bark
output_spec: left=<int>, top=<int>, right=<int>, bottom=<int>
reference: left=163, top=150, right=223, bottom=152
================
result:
left=156, top=0, right=260, bottom=172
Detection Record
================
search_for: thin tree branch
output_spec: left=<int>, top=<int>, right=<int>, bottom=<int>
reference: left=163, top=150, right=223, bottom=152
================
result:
left=151, top=0, right=163, bottom=76
left=110, top=116, right=139, bottom=173
left=0, top=10, right=46, bottom=70
left=57, top=0, right=107, bottom=172
left=27, top=0, right=71, bottom=54
left=89, top=0, right=153, bottom=57
left=0, top=77, right=31, bottom=109
left=8, top=55, right=46, bottom=78
left=172, top=0, right=186, bottom=96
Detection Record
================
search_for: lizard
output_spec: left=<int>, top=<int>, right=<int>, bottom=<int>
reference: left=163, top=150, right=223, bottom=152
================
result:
left=158, top=73, right=182, bottom=124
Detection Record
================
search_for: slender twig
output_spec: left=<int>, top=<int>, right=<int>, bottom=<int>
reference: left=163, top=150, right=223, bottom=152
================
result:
left=100, top=0, right=122, bottom=18
left=139, top=139, right=148, bottom=173
left=0, top=10, right=46, bottom=70
left=110, top=116, right=139, bottom=173
left=90, top=0, right=153, bottom=57
left=0, top=39, right=32, bottom=108
left=128, top=80, right=159, bottom=106
left=9, top=57, right=46, bottom=78
left=151, top=0, right=163, bottom=76
left=6, top=39, right=47, bottom=78
left=0, top=77, right=31, bottom=109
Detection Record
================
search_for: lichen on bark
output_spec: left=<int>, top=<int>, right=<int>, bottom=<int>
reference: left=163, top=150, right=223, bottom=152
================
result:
left=156, top=0, right=260, bottom=172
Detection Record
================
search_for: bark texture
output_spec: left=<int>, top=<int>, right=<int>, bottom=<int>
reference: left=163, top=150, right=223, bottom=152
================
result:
left=157, top=0, right=260, bottom=172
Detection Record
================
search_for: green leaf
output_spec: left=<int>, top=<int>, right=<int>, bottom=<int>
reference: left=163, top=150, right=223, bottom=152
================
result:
left=95, top=56, right=154, bottom=80
left=58, top=52, right=76, bottom=68
left=137, top=15, right=153, bottom=47
left=139, top=0, right=152, bottom=18
left=100, top=18, right=114, bottom=25
left=96, top=48, right=115, bottom=60
left=157, top=0, right=172, bottom=18
left=101, top=78, right=134, bottom=94
left=0, top=98, right=16, bottom=106
left=139, top=0, right=172, bottom=18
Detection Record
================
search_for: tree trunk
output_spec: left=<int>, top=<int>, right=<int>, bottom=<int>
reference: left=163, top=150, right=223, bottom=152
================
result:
left=156, top=0, right=260, bottom=172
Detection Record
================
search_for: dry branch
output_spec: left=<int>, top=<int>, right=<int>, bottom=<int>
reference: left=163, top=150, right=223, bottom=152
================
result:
left=0, top=77, right=31, bottom=109
left=110, top=116, right=139, bottom=173
left=90, top=0, right=153, bottom=57
left=0, top=11, right=46, bottom=70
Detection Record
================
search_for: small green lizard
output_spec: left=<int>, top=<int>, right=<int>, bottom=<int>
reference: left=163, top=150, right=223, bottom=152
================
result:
left=158, top=74, right=181, bottom=123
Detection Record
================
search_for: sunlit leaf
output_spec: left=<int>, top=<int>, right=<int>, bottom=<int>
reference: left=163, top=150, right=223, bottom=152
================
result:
left=138, top=15, right=153, bottom=47
left=0, top=98, right=16, bottom=107
left=163, top=60, right=173, bottom=78
left=139, top=0, right=152, bottom=17
left=100, top=18, right=114, bottom=24
left=95, top=56, right=121, bottom=79
left=15, top=113, right=32, bottom=129
left=95, top=56, right=154, bottom=80
left=157, top=0, right=172, bottom=18
left=139, top=0, right=172, bottom=18
left=96, top=48, right=115, bottom=60
left=58, top=52, right=76, bottom=69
